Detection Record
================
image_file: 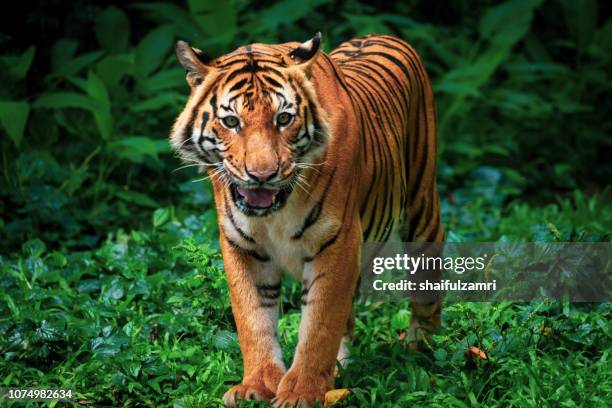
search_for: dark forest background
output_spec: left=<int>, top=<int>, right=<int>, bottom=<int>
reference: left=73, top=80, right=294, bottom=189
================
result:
left=0, top=1, right=610, bottom=406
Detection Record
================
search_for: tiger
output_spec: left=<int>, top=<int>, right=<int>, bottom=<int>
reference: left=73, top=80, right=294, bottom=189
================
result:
left=170, top=32, right=444, bottom=407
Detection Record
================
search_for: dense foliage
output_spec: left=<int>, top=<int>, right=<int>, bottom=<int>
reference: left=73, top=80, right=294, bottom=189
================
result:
left=0, top=0, right=610, bottom=406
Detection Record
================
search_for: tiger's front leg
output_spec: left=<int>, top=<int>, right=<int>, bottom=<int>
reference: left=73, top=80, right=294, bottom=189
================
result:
left=220, top=234, right=287, bottom=407
left=272, top=220, right=361, bottom=408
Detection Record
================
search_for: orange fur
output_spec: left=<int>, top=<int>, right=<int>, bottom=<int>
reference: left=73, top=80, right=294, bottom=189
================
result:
left=171, top=34, right=444, bottom=407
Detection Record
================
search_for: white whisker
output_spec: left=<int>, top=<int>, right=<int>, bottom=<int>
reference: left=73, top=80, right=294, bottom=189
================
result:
left=175, top=135, right=196, bottom=150
left=171, top=163, right=202, bottom=173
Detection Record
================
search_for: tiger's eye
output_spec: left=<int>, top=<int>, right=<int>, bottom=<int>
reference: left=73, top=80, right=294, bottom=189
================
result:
left=222, top=116, right=239, bottom=128
left=276, top=112, right=293, bottom=127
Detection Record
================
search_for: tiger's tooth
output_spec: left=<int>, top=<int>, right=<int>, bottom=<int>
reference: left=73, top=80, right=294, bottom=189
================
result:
left=272, top=195, right=276, bottom=204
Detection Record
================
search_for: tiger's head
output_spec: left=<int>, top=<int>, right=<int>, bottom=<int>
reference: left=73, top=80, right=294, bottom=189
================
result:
left=170, top=33, right=329, bottom=216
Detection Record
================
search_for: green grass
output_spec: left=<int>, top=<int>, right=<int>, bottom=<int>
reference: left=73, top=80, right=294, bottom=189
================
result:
left=1, top=192, right=610, bottom=407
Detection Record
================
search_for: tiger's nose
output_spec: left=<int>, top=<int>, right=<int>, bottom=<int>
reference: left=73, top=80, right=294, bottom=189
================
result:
left=246, top=166, right=278, bottom=183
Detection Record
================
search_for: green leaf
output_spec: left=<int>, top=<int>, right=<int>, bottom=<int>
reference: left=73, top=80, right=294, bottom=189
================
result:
left=480, top=0, right=543, bottom=44
left=561, top=0, right=598, bottom=54
left=131, top=92, right=182, bottom=112
left=152, top=207, right=171, bottom=228
left=86, top=70, right=113, bottom=139
left=51, top=38, right=78, bottom=70
left=142, top=68, right=186, bottom=93
left=0, top=46, right=36, bottom=80
left=149, top=381, right=161, bottom=394
left=391, top=309, right=410, bottom=331
left=434, top=348, right=448, bottom=361
left=135, top=25, right=174, bottom=77
left=49, top=50, right=105, bottom=79
left=34, top=92, right=105, bottom=112
left=115, top=190, right=160, bottom=208
left=188, top=0, right=237, bottom=49
left=131, top=2, right=203, bottom=37
left=95, top=6, right=131, bottom=54
left=125, top=362, right=141, bottom=378
left=96, top=54, right=134, bottom=91
left=2, top=294, right=20, bottom=319
left=242, top=0, right=329, bottom=37
left=86, top=70, right=110, bottom=110
left=597, top=19, right=612, bottom=60
left=35, top=320, right=64, bottom=342
left=0, top=100, right=30, bottom=147
left=440, top=0, right=543, bottom=133
left=108, top=136, right=171, bottom=163
left=92, top=111, right=113, bottom=140
left=22, top=238, right=46, bottom=258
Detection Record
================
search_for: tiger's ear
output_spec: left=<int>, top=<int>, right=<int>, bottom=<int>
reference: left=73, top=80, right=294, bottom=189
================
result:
left=175, top=40, right=212, bottom=86
left=287, top=32, right=322, bottom=77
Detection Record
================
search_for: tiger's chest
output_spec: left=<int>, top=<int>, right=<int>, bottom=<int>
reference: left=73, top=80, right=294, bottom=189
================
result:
left=220, top=197, right=313, bottom=280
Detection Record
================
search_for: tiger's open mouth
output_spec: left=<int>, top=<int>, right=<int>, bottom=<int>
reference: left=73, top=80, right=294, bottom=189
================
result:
left=230, top=184, right=292, bottom=216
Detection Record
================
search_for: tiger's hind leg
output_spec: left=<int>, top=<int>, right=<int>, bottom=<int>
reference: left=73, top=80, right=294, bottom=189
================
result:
left=401, top=210, right=445, bottom=350
left=407, top=300, right=442, bottom=350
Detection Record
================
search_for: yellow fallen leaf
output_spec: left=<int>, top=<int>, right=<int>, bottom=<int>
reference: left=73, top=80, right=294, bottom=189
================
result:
left=324, top=388, right=350, bottom=407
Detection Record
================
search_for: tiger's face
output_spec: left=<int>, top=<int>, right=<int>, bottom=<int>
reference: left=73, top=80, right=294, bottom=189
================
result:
left=171, top=34, right=328, bottom=216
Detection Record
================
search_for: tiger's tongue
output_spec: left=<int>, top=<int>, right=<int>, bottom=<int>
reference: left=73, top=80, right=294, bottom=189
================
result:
left=236, top=187, right=278, bottom=208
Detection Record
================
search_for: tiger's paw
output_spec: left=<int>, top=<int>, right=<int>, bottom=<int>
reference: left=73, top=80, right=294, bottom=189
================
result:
left=223, top=362, right=285, bottom=407
left=271, top=368, right=331, bottom=408
left=223, top=383, right=274, bottom=407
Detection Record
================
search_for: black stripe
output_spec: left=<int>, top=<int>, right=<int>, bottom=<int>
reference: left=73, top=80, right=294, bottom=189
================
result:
left=210, top=94, right=217, bottom=115
left=257, top=283, right=281, bottom=291
left=300, top=273, right=325, bottom=306
left=183, top=87, right=212, bottom=152
left=258, top=289, right=280, bottom=299
left=229, top=78, right=248, bottom=92
left=218, top=57, right=282, bottom=69
left=334, top=51, right=413, bottom=85
left=261, top=75, right=283, bottom=89
left=201, top=136, right=219, bottom=145
left=343, top=75, right=396, bottom=241
left=286, top=77, right=302, bottom=107
left=200, top=111, right=210, bottom=137
left=303, top=230, right=341, bottom=262
left=225, top=202, right=256, bottom=243
left=225, top=234, right=269, bottom=262
left=291, top=171, right=335, bottom=240
left=344, top=77, right=387, bottom=240
left=257, top=282, right=281, bottom=305
left=307, top=101, right=326, bottom=146
left=225, top=64, right=284, bottom=83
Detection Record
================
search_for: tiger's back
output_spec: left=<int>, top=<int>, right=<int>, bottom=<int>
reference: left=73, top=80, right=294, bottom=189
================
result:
left=329, top=35, right=443, bottom=244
